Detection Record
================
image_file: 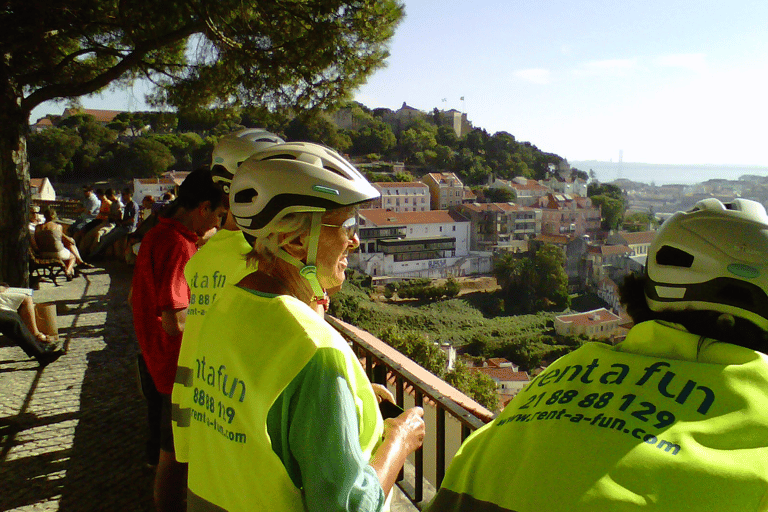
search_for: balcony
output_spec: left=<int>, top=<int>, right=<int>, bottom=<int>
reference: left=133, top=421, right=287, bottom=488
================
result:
left=0, top=264, right=493, bottom=511
left=327, top=317, right=494, bottom=510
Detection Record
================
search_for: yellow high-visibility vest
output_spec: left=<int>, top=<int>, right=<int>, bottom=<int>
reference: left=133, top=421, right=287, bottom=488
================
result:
left=430, top=321, right=768, bottom=512
left=172, top=228, right=253, bottom=462
left=185, top=287, right=384, bottom=511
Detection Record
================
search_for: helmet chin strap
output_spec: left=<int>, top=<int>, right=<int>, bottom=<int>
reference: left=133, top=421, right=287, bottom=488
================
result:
left=277, top=212, right=328, bottom=307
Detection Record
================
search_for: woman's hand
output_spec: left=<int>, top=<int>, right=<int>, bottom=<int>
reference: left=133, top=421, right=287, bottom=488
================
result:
left=371, top=383, right=395, bottom=404
left=383, top=407, right=425, bottom=454
left=370, top=406, right=426, bottom=496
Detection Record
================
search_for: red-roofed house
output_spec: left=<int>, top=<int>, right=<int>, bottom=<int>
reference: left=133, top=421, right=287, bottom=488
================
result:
left=606, top=230, right=657, bottom=258
left=469, top=364, right=530, bottom=399
left=554, top=308, right=621, bottom=339
left=30, top=117, right=55, bottom=133
left=487, top=175, right=551, bottom=207
left=352, top=208, right=485, bottom=278
left=422, top=172, right=464, bottom=210
left=372, top=182, right=430, bottom=212
left=30, top=178, right=56, bottom=200
left=61, top=108, right=122, bottom=125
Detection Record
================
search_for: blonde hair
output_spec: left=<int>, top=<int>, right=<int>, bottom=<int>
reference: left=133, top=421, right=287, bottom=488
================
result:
left=246, top=212, right=314, bottom=268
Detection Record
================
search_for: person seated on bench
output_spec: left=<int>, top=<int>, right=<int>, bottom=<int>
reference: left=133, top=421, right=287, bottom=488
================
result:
left=34, top=208, right=90, bottom=281
left=0, top=284, right=62, bottom=366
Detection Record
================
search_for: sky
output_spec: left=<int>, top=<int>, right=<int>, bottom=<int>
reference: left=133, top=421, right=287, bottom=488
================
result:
left=31, top=0, right=768, bottom=167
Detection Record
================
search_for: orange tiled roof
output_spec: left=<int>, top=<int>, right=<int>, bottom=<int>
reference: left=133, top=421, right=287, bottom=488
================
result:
left=374, top=182, right=428, bottom=189
left=589, top=245, right=633, bottom=256
left=508, top=180, right=548, bottom=192
left=618, top=230, right=656, bottom=245
left=470, top=367, right=530, bottom=382
left=360, top=208, right=468, bottom=226
left=64, top=108, right=122, bottom=123
left=556, top=308, right=621, bottom=326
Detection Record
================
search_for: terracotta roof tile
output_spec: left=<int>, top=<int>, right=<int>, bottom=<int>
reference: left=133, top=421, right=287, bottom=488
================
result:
left=360, top=208, right=469, bottom=225
left=556, top=308, right=621, bottom=326
left=374, top=182, right=428, bottom=189
left=470, top=367, right=530, bottom=382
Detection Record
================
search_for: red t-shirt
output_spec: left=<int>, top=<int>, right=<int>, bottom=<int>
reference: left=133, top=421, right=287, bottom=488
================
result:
left=131, top=217, right=198, bottom=394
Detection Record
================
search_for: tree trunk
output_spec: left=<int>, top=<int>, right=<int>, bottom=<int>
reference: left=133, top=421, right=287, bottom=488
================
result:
left=0, top=88, right=30, bottom=287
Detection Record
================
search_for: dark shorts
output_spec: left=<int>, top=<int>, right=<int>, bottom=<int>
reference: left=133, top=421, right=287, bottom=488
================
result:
left=160, top=393, right=175, bottom=453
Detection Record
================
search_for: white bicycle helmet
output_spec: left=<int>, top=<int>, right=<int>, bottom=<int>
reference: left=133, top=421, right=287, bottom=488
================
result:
left=229, top=142, right=379, bottom=301
left=210, top=129, right=284, bottom=192
left=645, top=198, right=768, bottom=330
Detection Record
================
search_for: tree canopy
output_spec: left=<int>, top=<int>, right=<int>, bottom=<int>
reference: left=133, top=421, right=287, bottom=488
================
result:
left=493, top=245, right=570, bottom=314
left=0, top=0, right=405, bottom=285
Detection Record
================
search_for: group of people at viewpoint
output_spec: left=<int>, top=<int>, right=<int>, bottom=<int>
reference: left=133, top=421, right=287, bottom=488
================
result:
left=29, top=185, right=142, bottom=280
left=120, top=128, right=768, bottom=512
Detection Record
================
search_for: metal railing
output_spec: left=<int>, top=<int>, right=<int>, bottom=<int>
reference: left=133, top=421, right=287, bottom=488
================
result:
left=327, top=317, right=490, bottom=509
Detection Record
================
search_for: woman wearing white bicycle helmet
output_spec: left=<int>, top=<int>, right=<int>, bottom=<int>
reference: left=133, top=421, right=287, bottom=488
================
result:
left=171, top=129, right=284, bottom=475
left=183, top=142, right=425, bottom=512
left=210, top=128, right=285, bottom=193
left=429, top=198, right=768, bottom=512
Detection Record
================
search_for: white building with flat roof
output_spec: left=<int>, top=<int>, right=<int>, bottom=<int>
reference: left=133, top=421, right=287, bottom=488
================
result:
left=372, top=182, right=430, bottom=212
left=351, top=209, right=491, bottom=278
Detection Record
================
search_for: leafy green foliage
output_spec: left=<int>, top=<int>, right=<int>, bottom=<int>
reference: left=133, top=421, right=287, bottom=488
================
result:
left=494, top=245, right=570, bottom=314
left=27, top=127, right=82, bottom=177
left=378, top=327, right=447, bottom=377
left=386, top=278, right=461, bottom=301
left=483, top=187, right=516, bottom=203
left=444, top=360, right=499, bottom=411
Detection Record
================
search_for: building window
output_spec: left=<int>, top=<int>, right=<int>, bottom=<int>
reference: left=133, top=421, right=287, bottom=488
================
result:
left=452, top=226, right=456, bottom=231
left=439, top=226, right=443, bottom=232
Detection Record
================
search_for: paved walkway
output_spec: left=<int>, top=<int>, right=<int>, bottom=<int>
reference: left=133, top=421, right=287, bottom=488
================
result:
left=0, top=263, right=419, bottom=512
left=0, top=262, right=155, bottom=512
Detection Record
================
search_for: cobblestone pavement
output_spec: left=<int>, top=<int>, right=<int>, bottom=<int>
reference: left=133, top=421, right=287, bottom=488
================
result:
left=0, top=262, right=154, bottom=512
left=0, top=262, right=418, bottom=512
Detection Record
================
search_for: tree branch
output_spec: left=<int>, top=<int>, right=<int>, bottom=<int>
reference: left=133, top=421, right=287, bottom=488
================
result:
left=21, top=21, right=204, bottom=114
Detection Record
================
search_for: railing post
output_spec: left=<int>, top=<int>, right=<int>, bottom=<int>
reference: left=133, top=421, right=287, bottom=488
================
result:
left=372, top=362, right=387, bottom=385
left=396, top=376, right=405, bottom=482
left=414, top=390, right=423, bottom=503
left=436, top=406, right=445, bottom=487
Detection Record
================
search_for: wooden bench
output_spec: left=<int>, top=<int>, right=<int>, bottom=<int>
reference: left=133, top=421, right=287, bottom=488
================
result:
left=28, top=246, right=66, bottom=286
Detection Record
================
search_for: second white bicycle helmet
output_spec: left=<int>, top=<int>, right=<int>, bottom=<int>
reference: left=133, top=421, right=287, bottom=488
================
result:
left=645, top=198, right=768, bottom=330
left=229, top=142, right=379, bottom=302
left=211, top=129, right=285, bottom=192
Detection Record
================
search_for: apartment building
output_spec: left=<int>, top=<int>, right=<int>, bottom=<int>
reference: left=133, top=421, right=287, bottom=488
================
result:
left=456, top=202, right=541, bottom=252
left=422, top=172, right=465, bottom=210
left=586, top=244, right=635, bottom=286
left=540, top=175, right=588, bottom=196
left=372, top=182, right=431, bottom=212
left=353, top=209, right=479, bottom=278
left=539, top=193, right=601, bottom=238
left=487, top=175, right=551, bottom=207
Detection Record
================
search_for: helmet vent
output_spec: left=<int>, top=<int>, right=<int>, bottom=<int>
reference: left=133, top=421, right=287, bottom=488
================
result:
left=261, top=153, right=297, bottom=161
left=233, top=188, right=258, bottom=204
left=323, top=165, right=347, bottom=179
left=656, top=245, right=694, bottom=268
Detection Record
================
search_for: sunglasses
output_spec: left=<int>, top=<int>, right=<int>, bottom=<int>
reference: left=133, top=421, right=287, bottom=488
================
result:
left=321, top=216, right=358, bottom=240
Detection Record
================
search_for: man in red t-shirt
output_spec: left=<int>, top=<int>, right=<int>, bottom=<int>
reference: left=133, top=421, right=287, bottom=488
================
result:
left=131, top=168, right=227, bottom=512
